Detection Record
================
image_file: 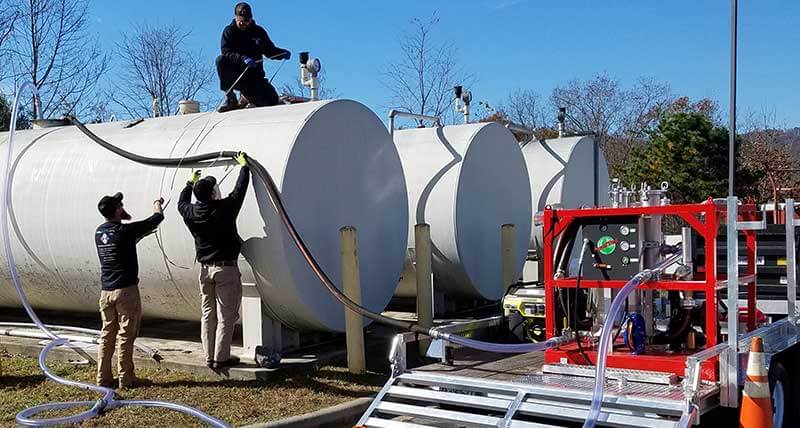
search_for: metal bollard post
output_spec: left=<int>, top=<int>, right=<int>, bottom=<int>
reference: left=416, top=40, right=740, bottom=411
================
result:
left=340, top=226, right=366, bottom=374
left=502, top=224, right=516, bottom=294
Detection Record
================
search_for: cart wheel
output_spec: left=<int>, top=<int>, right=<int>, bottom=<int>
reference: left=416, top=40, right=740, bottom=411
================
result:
left=769, top=361, right=796, bottom=428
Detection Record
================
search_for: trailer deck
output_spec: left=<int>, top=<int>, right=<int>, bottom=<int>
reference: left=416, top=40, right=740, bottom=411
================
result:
left=358, top=198, right=800, bottom=428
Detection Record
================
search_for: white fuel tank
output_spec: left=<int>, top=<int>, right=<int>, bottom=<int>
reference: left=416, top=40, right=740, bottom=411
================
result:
left=522, top=135, right=610, bottom=252
left=393, top=123, right=532, bottom=300
left=0, top=100, right=409, bottom=332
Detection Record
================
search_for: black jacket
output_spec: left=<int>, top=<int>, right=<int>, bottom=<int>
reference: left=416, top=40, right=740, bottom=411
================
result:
left=95, top=213, right=164, bottom=291
left=178, top=167, right=250, bottom=264
left=221, top=20, right=288, bottom=77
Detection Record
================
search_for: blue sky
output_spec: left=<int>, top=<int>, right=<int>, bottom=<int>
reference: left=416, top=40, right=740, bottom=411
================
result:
left=92, top=0, right=800, bottom=126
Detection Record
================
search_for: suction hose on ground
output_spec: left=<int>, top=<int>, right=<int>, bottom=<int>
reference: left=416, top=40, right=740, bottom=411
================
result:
left=582, top=250, right=683, bottom=428
left=4, top=83, right=229, bottom=427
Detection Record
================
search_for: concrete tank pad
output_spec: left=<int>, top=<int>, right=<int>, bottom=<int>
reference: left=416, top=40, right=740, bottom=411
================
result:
left=0, top=329, right=349, bottom=381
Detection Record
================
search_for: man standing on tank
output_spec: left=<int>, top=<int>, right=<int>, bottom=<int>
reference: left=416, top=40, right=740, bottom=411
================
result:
left=178, top=152, right=250, bottom=370
left=216, top=2, right=291, bottom=112
left=95, top=193, right=164, bottom=389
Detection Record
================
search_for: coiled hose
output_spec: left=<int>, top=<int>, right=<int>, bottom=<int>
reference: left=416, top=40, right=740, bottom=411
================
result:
left=4, top=83, right=228, bottom=427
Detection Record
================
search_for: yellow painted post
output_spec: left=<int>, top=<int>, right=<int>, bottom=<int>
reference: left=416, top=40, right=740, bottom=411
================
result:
left=415, top=224, right=433, bottom=356
left=340, top=226, right=365, bottom=374
left=502, top=224, right=516, bottom=294
left=415, top=224, right=434, bottom=329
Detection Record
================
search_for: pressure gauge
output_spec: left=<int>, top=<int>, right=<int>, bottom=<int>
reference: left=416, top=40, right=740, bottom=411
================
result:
left=620, top=225, right=630, bottom=236
left=306, top=57, right=322, bottom=74
left=621, top=256, right=631, bottom=265
left=620, top=241, right=630, bottom=252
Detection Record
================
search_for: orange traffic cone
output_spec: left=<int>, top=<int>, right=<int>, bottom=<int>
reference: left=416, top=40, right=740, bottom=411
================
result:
left=740, top=336, right=773, bottom=428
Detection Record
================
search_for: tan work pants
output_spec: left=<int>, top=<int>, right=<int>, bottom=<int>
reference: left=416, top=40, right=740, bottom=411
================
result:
left=199, top=264, right=242, bottom=363
left=97, top=286, right=141, bottom=387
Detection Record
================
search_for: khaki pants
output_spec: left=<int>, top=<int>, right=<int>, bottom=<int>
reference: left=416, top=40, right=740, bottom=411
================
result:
left=199, top=264, right=242, bottom=363
left=97, top=286, right=141, bottom=387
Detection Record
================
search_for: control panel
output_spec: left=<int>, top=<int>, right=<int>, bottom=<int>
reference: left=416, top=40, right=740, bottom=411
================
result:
left=581, top=216, right=642, bottom=280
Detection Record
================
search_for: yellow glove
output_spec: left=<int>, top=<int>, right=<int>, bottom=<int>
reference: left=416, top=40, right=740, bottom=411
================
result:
left=236, top=152, right=248, bottom=167
left=189, top=170, right=202, bottom=184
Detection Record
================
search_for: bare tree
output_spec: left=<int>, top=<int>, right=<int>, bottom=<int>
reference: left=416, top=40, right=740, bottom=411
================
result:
left=383, top=13, right=470, bottom=126
left=500, top=88, right=549, bottom=130
left=550, top=74, right=672, bottom=176
left=477, top=95, right=556, bottom=143
left=7, top=0, right=108, bottom=118
left=110, top=24, right=213, bottom=118
left=738, top=108, right=800, bottom=206
left=278, top=69, right=338, bottom=100
left=618, top=77, right=673, bottom=140
left=0, top=1, right=19, bottom=83
left=0, top=0, right=17, bottom=51
left=550, top=73, right=628, bottom=139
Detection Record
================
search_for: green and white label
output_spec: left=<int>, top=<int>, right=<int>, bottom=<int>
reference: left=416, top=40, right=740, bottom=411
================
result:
left=596, top=235, right=617, bottom=255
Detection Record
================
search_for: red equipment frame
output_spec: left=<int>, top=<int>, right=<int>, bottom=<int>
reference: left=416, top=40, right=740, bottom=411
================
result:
left=542, top=200, right=758, bottom=381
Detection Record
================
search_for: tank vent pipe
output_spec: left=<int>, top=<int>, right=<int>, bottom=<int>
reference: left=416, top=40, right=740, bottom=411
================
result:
left=299, top=51, right=322, bottom=101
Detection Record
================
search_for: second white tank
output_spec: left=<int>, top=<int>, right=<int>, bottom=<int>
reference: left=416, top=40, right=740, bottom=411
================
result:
left=522, top=135, right=610, bottom=252
left=394, top=123, right=532, bottom=300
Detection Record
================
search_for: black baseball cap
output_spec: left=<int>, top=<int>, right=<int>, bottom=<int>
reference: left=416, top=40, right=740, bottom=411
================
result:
left=98, top=192, right=123, bottom=218
left=235, top=2, right=252, bottom=19
left=194, top=176, right=217, bottom=202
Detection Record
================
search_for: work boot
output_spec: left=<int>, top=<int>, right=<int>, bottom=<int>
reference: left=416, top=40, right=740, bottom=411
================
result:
left=119, top=377, right=152, bottom=389
left=217, top=92, right=240, bottom=113
left=97, top=380, right=116, bottom=389
left=239, top=94, right=256, bottom=109
left=212, top=355, right=241, bottom=370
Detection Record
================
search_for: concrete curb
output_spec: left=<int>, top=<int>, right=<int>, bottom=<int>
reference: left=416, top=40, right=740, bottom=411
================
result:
left=243, top=396, right=372, bottom=428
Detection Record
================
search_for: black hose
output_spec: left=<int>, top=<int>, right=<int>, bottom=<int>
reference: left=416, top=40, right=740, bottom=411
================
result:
left=574, top=240, right=593, bottom=365
left=554, top=223, right=579, bottom=277
left=67, top=117, right=427, bottom=335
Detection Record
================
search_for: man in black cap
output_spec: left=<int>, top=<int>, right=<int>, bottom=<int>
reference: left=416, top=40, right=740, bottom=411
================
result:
left=216, top=2, right=291, bottom=112
left=95, top=192, right=164, bottom=389
left=178, top=152, right=249, bottom=369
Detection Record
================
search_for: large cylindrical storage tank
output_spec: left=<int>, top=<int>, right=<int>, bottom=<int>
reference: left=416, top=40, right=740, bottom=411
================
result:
left=0, top=100, right=409, bottom=332
left=522, top=135, right=610, bottom=251
left=393, top=123, right=532, bottom=300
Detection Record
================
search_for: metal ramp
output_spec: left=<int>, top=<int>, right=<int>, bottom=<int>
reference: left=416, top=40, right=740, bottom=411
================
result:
left=358, top=370, right=718, bottom=428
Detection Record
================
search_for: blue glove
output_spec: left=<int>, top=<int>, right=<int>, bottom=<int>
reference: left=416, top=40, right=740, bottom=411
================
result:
left=243, top=56, right=257, bottom=68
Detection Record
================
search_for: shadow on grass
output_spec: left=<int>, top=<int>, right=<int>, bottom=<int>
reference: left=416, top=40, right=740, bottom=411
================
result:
left=154, top=367, right=386, bottom=396
left=0, top=374, right=48, bottom=388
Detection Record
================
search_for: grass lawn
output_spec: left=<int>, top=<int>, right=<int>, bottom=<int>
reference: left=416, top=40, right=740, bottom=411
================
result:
left=0, top=350, right=385, bottom=427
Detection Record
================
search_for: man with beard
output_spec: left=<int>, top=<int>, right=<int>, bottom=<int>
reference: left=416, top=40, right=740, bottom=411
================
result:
left=216, top=2, right=291, bottom=112
left=94, top=192, right=164, bottom=388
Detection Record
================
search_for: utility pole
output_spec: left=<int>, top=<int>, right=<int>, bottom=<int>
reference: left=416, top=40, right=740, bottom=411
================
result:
left=728, top=0, right=738, bottom=197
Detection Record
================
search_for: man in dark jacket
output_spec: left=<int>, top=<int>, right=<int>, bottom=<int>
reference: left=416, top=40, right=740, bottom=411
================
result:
left=217, top=2, right=291, bottom=112
left=95, top=192, right=164, bottom=388
left=178, top=152, right=250, bottom=369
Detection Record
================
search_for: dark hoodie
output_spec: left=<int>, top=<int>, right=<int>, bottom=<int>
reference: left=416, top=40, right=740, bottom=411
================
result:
left=178, top=167, right=251, bottom=263
left=220, top=19, right=287, bottom=78
left=95, top=213, right=164, bottom=290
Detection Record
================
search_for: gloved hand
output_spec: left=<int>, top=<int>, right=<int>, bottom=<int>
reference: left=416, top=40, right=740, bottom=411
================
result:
left=189, top=170, right=202, bottom=184
left=243, top=56, right=257, bottom=68
left=153, top=197, right=164, bottom=213
left=236, top=152, right=248, bottom=166
left=276, top=50, right=291, bottom=61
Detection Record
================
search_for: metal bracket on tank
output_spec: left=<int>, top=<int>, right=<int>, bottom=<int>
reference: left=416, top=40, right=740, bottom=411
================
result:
left=387, top=110, right=442, bottom=137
